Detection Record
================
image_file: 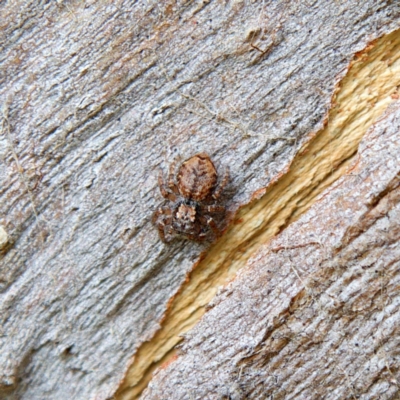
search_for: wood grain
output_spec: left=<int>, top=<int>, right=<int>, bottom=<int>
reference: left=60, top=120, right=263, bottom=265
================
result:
left=143, top=101, right=400, bottom=399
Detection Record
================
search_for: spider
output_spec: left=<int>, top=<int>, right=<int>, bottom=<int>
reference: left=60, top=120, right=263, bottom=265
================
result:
left=152, top=153, right=229, bottom=243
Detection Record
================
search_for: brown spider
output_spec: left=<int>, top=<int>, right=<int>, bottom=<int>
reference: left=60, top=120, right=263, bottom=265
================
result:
left=152, top=153, right=229, bottom=243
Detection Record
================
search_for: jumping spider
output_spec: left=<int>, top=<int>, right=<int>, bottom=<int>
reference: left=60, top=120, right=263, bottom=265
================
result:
left=152, top=153, right=229, bottom=243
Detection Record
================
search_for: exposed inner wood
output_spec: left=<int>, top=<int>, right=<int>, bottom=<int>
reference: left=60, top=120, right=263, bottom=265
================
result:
left=141, top=99, right=400, bottom=400
left=116, top=30, right=400, bottom=400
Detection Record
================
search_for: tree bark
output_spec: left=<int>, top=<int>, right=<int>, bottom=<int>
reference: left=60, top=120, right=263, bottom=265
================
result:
left=0, top=1, right=399, bottom=399
left=143, top=101, right=400, bottom=399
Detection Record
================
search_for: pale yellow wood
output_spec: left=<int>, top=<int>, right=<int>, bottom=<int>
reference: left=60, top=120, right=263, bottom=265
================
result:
left=118, top=29, right=400, bottom=400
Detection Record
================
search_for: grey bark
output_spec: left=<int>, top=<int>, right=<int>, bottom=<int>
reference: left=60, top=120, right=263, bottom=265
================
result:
left=0, top=1, right=399, bottom=399
left=143, top=102, right=400, bottom=399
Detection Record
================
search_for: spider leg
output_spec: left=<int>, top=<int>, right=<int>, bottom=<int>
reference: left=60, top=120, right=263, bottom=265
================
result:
left=153, top=207, right=174, bottom=243
left=168, top=158, right=180, bottom=195
left=200, top=204, right=225, bottom=214
left=199, top=215, right=221, bottom=238
left=206, top=217, right=221, bottom=237
left=152, top=206, right=171, bottom=224
left=184, top=232, right=207, bottom=242
left=158, top=170, right=177, bottom=201
left=157, top=224, right=167, bottom=243
left=212, top=166, right=230, bottom=200
left=162, top=224, right=176, bottom=243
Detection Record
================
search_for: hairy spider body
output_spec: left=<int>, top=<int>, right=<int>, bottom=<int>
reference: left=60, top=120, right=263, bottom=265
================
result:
left=153, top=153, right=229, bottom=243
left=177, top=155, right=217, bottom=201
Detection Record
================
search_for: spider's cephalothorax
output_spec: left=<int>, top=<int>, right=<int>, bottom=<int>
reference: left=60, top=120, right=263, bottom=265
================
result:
left=152, top=153, right=229, bottom=243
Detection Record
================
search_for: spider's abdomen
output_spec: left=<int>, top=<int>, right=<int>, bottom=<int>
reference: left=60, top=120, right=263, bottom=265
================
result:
left=177, top=153, right=217, bottom=201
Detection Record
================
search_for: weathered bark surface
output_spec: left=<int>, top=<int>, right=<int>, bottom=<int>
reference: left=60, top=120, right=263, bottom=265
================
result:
left=143, top=102, right=400, bottom=399
left=0, top=1, right=399, bottom=399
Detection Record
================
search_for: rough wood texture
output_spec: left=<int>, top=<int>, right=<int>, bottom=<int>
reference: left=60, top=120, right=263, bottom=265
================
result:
left=143, top=102, right=400, bottom=399
left=1, top=1, right=400, bottom=399
left=119, top=26, right=400, bottom=398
